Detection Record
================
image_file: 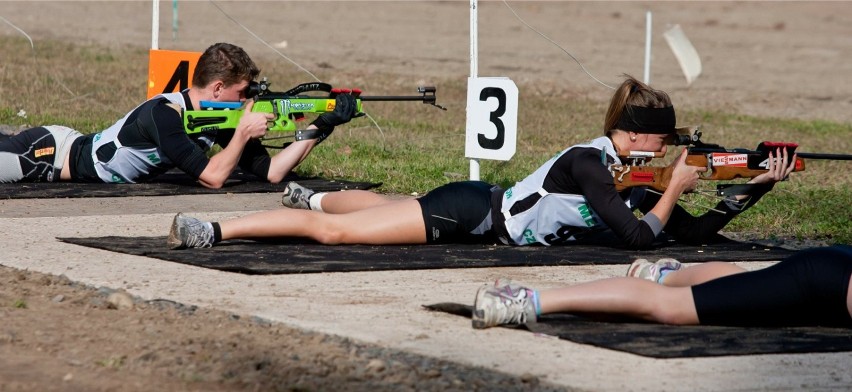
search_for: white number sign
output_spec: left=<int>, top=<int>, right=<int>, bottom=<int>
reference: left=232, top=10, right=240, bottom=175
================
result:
left=465, top=77, right=518, bottom=161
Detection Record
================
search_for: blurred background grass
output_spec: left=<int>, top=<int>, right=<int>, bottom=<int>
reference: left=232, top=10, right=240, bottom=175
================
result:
left=1, top=36, right=849, bottom=243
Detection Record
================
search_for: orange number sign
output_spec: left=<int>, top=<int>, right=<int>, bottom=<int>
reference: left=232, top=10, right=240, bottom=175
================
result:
left=146, top=49, right=201, bottom=99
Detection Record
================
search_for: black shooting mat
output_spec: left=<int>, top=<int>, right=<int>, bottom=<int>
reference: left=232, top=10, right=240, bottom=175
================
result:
left=0, top=170, right=381, bottom=199
left=423, top=302, right=852, bottom=358
left=57, top=235, right=796, bottom=275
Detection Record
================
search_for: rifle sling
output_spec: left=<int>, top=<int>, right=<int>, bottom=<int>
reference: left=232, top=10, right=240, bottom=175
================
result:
left=294, top=128, right=324, bottom=141
left=716, top=183, right=773, bottom=197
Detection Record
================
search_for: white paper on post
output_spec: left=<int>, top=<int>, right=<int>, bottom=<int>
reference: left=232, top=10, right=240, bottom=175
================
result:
left=663, top=24, right=702, bottom=86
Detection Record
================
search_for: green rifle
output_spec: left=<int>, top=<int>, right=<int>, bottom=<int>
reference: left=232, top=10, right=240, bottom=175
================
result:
left=184, top=80, right=445, bottom=138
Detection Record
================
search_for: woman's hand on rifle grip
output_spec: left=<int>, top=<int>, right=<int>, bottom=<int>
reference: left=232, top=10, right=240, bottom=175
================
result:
left=669, top=148, right=705, bottom=194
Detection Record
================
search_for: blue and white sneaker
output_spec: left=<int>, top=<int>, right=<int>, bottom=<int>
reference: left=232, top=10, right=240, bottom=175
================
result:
left=626, top=258, right=682, bottom=283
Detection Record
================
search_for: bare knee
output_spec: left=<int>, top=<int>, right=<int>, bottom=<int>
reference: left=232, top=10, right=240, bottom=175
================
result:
left=652, top=305, right=695, bottom=325
left=649, top=288, right=700, bottom=325
left=311, top=217, right=360, bottom=244
left=312, top=226, right=345, bottom=244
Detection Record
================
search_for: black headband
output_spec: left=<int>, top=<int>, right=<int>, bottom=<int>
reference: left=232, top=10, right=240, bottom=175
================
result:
left=615, top=105, right=676, bottom=134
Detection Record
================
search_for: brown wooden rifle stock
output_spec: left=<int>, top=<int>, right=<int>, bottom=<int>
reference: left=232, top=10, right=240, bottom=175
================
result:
left=611, top=155, right=807, bottom=192
left=610, top=129, right=848, bottom=193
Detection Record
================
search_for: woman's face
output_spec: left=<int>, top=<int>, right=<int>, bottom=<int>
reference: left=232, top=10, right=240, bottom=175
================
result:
left=633, top=133, right=670, bottom=153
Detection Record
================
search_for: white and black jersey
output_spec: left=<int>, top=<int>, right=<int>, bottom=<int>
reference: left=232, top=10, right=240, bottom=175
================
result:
left=491, top=136, right=772, bottom=248
left=492, top=136, right=651, bottom=246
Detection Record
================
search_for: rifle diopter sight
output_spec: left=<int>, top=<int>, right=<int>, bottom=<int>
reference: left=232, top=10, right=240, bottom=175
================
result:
left=668, top=127, right=725, bottom=150
left=670, top=127, right=701, bottom=146
left=245, top=78, right=271, bottom=99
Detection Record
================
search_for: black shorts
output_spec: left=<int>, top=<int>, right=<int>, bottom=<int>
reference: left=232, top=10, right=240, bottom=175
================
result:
left=692, top=245, right=852, bottom=327
left=0, top=127, right=60, bottom=182
left=416, top=181, right=497, bottom=244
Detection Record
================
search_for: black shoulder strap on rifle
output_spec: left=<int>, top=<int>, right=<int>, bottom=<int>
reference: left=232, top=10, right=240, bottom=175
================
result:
left=716, top=183, right=774, bottom=196
left=282, top=83, right=333, bottom=96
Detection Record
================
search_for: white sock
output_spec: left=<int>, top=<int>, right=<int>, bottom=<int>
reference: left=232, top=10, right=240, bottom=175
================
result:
left=309, top=192, right=326, bottom=212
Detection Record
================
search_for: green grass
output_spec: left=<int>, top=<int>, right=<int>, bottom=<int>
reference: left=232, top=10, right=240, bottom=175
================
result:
left=1, top=36, right=849, bottom=243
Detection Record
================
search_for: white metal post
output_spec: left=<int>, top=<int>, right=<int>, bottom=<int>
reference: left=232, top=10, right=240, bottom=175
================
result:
left=644, top=11, right=652, bottom=84
left=151, top=0, right=159, bottom=50
left=469, top=0, right=480, bottom=181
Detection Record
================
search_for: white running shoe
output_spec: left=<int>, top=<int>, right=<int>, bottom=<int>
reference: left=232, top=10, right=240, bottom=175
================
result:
left=167, top=213, right=215, bottom=249
left=281, top=181, right=315, bottom=209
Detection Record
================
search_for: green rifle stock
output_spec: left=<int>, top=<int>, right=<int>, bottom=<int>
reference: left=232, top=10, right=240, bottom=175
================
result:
left=184, top=81, right=444, bottom=135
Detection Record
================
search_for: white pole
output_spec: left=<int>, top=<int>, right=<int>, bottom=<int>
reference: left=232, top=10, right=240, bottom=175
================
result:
left=643, top=11, right=652, bottom=84
left=151, top=0, right=160, bottom=50
left=469, top=0, right=480, bottom=181
left=172, top=0, right=178, bottom=41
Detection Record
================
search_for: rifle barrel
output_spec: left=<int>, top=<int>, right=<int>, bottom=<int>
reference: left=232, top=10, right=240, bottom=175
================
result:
left=360, top=95, right=434, bottom=102
left=688, top=148, right=852, bottom=161
left=797, top=152, right=852, bottom=160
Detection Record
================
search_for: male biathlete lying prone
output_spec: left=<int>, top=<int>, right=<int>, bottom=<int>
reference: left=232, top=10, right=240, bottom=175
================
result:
left=0, top=42, right=357, bottom=188
left=472, top=245, right=852, bottom=329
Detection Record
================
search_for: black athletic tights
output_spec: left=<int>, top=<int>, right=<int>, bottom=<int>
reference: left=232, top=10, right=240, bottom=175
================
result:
left=692, top=245, right=852, bottom=327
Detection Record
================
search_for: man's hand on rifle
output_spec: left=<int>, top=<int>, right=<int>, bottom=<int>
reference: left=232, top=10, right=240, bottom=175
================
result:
left=237, top=100, right=273, bottom=140
left=310, top=92, right=361, bottom=144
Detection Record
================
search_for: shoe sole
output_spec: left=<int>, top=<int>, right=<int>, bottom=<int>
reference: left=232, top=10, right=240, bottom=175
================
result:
left=166, top=214, right=184, bottom=250
left=281, top=187, right=292, bottom=206
left=281, top=182, right=307, bottom=208
left=626, top=260, right=645, bottom=278
left=471, top=285, right=491, bottom=329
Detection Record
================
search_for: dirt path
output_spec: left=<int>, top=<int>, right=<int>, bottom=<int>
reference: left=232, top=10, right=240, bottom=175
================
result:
left=0, top=265, right=560, bottom=391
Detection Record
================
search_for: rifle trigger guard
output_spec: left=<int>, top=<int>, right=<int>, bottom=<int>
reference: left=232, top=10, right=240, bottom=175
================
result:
left=269, top=98, right=280, bottom=129
left=699, top=153, right=713, bottom=179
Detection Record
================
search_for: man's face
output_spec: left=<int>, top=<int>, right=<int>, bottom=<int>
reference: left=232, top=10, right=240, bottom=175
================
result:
left=215, top=80, right=251, bottom=102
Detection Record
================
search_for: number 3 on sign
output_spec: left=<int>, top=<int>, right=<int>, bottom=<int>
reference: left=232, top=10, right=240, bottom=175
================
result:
left=465, top=77, right=518, bottom=161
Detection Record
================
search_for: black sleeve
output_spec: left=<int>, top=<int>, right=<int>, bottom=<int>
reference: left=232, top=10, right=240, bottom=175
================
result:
left=145, top=102, right=209, bottom=178
left=548, top=148, right=659, bottom=248
left=214, top=132, right=272, bottom=180
left=639, top=183, right=775, bottom=245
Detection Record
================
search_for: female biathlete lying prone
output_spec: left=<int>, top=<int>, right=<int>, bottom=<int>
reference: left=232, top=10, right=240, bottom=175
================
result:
left=473, top=245, right=852, bottom=329
left=166, top=75, right=796, bottom=250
